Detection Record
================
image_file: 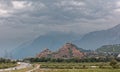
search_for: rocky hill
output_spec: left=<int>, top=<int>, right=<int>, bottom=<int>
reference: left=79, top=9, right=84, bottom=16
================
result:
left=36, top=48, right=52, bottom=58
left=37, top=43, right=85, bottom=59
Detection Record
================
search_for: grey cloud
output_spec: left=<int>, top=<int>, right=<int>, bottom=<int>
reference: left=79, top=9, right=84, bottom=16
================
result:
left=0, top=0, right=119, bottom=32
left=6, top=0, right=117, bottom=25
left=0, top=0, right=120, bottom=57
left=0, top=0, right=13, bottom=8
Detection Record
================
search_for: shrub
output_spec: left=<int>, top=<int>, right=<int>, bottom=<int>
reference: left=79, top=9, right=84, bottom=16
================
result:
left=109, top=59, right=119, bottom=69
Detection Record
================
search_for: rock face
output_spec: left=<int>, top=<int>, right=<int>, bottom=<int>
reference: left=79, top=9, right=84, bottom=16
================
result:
left=36, top=48, right=52, bottom=58
left=37, top=43, right=85, bottom=59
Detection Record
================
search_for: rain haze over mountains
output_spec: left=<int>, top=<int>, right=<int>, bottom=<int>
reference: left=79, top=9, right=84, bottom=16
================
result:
left=0, top=0, right=120, bottom=58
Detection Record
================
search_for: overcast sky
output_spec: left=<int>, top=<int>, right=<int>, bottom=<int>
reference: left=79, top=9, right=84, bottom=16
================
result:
left=0, top=0, right=120, bottom=56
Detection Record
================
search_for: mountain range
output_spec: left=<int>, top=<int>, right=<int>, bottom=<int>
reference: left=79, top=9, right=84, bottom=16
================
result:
left=75, top=24, right=120, bottom=50
left=12, top=24, right=120, bottom=59
left=12, top=32, right=81, bottom=59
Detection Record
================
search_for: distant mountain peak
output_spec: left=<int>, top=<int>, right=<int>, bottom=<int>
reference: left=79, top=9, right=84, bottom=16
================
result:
left=43, top=48, right=50, bottom=51
left=63, top=43, right=75, bottom=49
left=75, top=24, right=120, bottom=50
left=36, top=48, right=52, bottom=58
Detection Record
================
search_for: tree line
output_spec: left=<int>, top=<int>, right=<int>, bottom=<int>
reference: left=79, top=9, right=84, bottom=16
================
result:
left=23, top=57, right=120, bottom=63
left=0, top=58, right=16, bottom=64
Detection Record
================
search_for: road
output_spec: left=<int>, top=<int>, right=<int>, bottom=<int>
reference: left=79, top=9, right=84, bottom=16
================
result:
left=0, top=62, right=32, bottom=72
left=26, top=65, right=40, bottom=72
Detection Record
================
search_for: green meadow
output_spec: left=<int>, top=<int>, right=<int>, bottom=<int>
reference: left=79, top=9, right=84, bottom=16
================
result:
left=32, top=62, right=120, bottom=72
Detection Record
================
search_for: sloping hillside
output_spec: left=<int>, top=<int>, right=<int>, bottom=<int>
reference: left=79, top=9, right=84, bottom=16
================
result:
left=96, top=44, right=120, bottom=53
left=75, top=24, right=120, bottom=50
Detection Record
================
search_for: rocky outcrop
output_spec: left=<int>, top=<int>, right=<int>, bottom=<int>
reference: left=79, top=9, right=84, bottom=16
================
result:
left=36, top=48, right=52, bottom=58
left=37, top=43, right=85, bottom=59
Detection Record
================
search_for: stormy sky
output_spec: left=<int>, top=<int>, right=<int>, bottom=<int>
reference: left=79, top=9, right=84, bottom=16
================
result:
left=0, top=0, right=120, bottom=56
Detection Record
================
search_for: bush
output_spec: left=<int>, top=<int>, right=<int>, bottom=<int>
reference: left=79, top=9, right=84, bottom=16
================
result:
left=109, top=59, right=119, bottom=69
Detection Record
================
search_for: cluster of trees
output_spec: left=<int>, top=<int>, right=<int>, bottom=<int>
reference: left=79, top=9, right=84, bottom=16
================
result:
left=0, top=58, right=16, bottom=64
left=23, top=57, right=120, bottom=63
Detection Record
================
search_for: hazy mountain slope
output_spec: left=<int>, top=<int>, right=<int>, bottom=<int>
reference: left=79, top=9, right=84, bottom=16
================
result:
left=12, top=24, right=120, bottom=59
left=12, top=32, right=81, bottom=59
left=96, top=44, right=120, bottom=53
left=75, top=24, right=120, bottom=50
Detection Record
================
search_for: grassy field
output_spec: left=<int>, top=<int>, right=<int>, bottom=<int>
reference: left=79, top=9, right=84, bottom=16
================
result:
left=39, top=62, right=113, bottom=69
left=33, top=62, right=120, bottom=72
left=42, top=69, right=120, bottom=72
left=10, top=67, right=33, bottom=72
left=0, top=63, right=17, bottom=69
left=2, top=62, right=120, bottom=72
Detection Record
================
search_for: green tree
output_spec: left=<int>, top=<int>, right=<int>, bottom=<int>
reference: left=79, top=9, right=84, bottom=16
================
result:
left=109, top=59, right=118, bottom=69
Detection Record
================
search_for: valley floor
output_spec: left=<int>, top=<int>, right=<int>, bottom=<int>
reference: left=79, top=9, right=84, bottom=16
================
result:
left=35, top=69, right=120, bottom=72
left=3, top=62, right=120, bottom=72
left=33, top=62, right=120, bottom=72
